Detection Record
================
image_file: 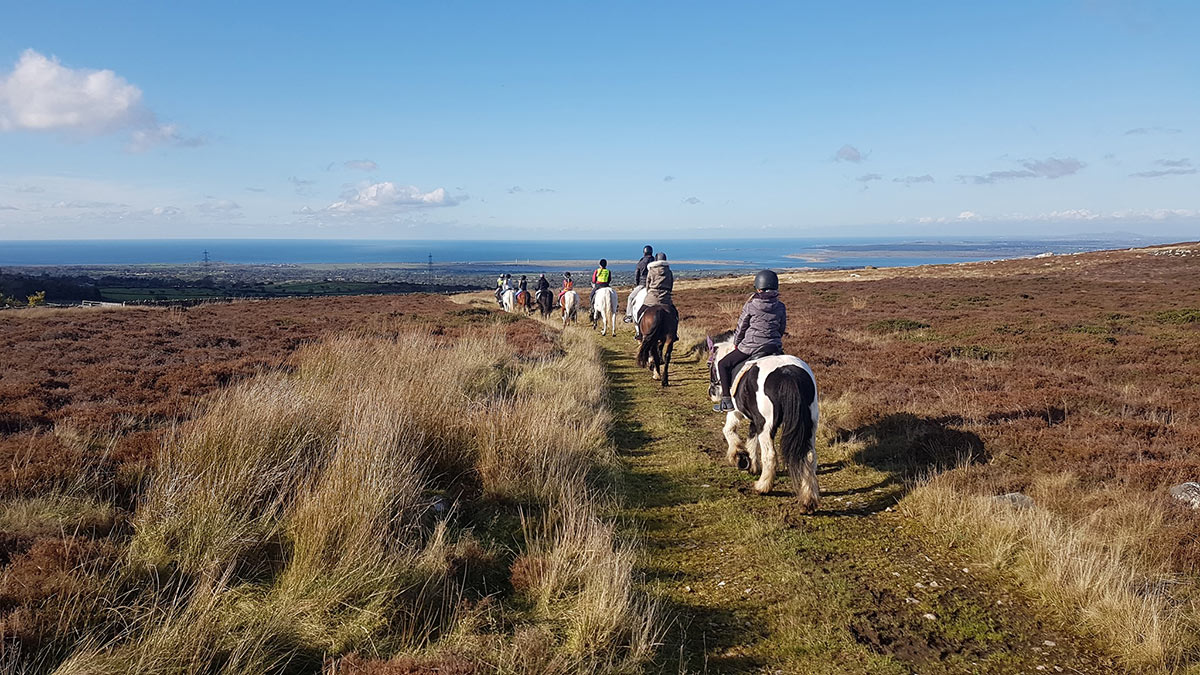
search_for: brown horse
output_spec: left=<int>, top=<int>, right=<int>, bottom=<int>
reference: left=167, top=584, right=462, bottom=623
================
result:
left=515, top=290, right=536, bottom=314
left=636, top=304, right=678, bottom=386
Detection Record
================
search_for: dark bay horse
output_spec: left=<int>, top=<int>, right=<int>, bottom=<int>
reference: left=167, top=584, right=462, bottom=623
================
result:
left=636, top=304, right=678, bottom=387
left=535, top=289, right=553, bottom=318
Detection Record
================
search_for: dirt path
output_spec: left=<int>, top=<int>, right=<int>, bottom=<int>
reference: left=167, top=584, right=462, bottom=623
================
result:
left=597, top=333, right=1115, bottom=674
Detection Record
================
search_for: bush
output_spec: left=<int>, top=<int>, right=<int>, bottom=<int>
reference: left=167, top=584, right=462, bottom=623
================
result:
left=867, top=318, right=930, bottom=334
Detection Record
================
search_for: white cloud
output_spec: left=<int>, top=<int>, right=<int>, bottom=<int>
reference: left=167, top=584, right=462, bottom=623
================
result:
left=835, top=144, right=864, bottom=163
left=343, top=159, right=378, bottom=171
left=195, top=199, right=241, bottom=214
left=682, top=196, right=702, bottom=205
left=0, top=49, right=200, bottom=150
left=326, top=182, right=460, bottom=212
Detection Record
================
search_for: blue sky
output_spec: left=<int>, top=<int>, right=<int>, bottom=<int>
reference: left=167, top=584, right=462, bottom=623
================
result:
left=0, top=1, right=1196, bottom=240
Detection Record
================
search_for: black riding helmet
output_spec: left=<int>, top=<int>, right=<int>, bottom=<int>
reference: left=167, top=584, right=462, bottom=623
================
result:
left=643, top=245, right=653, bottom=256
left=599, top=259, right=607, bottom=267
left=520, top=275, right=527, bottom=280
left=754, top=269, right=779, bottom=291
left=655, top=252, right=667, bottom=261
left=563, top=271, right=572, bottom=277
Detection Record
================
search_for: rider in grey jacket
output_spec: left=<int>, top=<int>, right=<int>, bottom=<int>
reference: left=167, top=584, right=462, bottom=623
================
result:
left=714, top=270, right=786, bottom=412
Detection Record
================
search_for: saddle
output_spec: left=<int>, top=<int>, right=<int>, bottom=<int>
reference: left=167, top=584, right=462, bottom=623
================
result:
left=730, top=348, right=790, bottom=396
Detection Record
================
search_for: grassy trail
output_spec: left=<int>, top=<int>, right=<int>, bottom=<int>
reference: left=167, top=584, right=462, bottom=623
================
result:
left=595, top=332, right=1115, bottom=674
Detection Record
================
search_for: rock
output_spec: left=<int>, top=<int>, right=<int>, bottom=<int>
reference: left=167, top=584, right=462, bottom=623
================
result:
left=993, top=492, right=1035, bottom=509
left=1169, top=482, right=1200, bottom=509
left=922, top=613, right=937, bottom=621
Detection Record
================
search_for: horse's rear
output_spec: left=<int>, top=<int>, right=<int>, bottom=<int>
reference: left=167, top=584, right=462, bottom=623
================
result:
left=721, top=354, right=819, bottom=512
left=636, top=304, right=678, bottom=386
left=536, top=290, right=553, bottom=318
left=561, top=291, right=579, bottom=326
left=501, top=290, right=516, bottom=313
left=591, top=287, right=618, bottom=336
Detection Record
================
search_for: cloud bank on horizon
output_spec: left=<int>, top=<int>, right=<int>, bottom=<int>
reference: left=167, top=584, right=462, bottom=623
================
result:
left=0, top=2, right=1197, bottom=240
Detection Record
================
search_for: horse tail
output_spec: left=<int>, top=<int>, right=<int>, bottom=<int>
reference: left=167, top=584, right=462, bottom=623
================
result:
left=771, top=365, right=819, bottom=512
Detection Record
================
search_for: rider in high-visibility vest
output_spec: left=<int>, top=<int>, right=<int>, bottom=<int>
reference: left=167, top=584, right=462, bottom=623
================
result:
left=590, top=259, right=611, bottom=309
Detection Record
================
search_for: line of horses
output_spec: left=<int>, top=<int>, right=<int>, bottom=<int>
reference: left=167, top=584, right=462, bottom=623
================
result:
left=499, top=283, right=820, bottom=512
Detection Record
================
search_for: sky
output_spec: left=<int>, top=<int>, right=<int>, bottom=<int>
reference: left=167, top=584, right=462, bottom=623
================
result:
left=0, top=1, right=1197, bottom=240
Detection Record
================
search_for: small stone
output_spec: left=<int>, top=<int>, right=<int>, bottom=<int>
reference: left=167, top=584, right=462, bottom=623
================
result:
left=922, top=613, right=937, bottom=620
left=683, top=585, right=692, bottom=593
left=915, top=582, right=925, bottom=588
left=1169, top=482, right=1200, bottom=509
left=1043, top=640, right=1056, bottom=647
left=928, top=581, right=940, bottom=588
left=905, top=597, right=919, bottom=604
left=994, top=492, right=1035, bottom=509
left=744, top=587, right=753, bottom=594
left=962, top=568, right=970, bottom=573
left=717, top=581, right=726, bottom=587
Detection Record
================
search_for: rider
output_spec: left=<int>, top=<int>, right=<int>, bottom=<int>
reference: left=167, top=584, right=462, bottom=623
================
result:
left=625, top=244, right=655, bottom=323
left=638, top=252, right=674, bottom=340
left=534, top=272, right=551, bottom=303
left=590, top=259, right=611, bottom=309
left=558, top=271, right=574, bottom=306
left=713, top=269, right=786, bottom=413
left=495, top=272, right=512, bottom=306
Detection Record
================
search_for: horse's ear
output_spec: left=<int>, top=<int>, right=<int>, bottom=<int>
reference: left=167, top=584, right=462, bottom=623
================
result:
left=705, top=336, right=714, bottom=352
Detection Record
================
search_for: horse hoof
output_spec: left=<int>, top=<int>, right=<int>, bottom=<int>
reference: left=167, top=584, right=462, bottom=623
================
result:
left=735, top=452, right=751, bottom=472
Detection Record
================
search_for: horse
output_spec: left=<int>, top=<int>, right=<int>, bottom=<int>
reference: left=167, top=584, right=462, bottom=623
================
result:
left=515, top=290, right=535, bottom=314
left=561, top=290, right=580, bottom=327
left=501, top=289, right=517, bottom=313
left=591, top=287, right=618, bottom=336
left=535, top=289, right=554, bottom=318
left=624, top=286, right=647, bottom=325
left=706, top=331, right=819, bottom=510
left=636, top=304, right=677, bottom=386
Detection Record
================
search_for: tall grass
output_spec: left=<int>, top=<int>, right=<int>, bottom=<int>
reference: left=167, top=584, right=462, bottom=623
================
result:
left=906, top=470, right=1200, bottom=671
left=20, top=321, right=659, bottom=673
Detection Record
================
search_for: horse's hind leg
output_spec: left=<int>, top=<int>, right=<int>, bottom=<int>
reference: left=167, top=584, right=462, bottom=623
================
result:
left=744, top=427, right=761, bottom=475
left=660, top=334, right=675, bottom=387
left=754, top=428, right=777, bottom=494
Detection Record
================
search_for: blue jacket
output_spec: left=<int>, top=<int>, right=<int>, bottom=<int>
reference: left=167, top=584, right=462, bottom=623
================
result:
left=734, top=290, right=786, bottom=355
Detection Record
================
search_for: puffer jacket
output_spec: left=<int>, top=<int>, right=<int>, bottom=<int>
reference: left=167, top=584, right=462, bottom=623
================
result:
left=733, top=290, right=786, bottom=356
left=643, top=260, right=673, bottom=307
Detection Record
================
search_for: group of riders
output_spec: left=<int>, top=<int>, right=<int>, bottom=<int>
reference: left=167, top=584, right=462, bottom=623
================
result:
left=493, top=245, right=675, bottom=340
left=494, top=244, right=786, bottom=415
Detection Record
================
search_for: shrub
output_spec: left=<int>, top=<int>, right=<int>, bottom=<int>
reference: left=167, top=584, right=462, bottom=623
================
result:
left=866, top=318, right=930, bottom=334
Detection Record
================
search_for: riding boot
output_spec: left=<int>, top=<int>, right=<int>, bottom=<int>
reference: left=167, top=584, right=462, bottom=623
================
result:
left=713, top=397, right=735, bottom=413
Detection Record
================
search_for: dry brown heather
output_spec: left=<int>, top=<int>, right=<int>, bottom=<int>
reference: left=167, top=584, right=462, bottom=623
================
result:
left=0, top=296, right=617, bottom=672
left=677, top=243, right=1200, bottom=667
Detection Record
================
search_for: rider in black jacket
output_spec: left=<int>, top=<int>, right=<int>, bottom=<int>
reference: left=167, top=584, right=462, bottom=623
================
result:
left=634, top=245, right=654, bottom=287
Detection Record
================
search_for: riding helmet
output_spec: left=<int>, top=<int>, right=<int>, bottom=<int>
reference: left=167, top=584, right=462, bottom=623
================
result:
left=643, top=245, right=653, bottom=256
left=599, top=259, right=607, bottom=267
left=754, top=269, right=779, bottom=291
left=655, top=252, right=667, bottom=261
left=520, top=275, right=526, bottom=280
left=563, top=271, right=572, bottom=277
left=504, top=273, right=511, bottom=278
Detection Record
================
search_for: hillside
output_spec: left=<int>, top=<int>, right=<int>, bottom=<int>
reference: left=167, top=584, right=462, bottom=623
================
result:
left=1, top=243, right=1197, bottom=673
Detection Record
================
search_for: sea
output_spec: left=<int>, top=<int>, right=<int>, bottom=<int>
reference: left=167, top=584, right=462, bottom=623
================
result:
left=0, top=236, right=1167, bottom=272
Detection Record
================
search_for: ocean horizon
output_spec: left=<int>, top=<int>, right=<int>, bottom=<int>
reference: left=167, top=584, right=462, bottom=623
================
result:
left=0, top=235, right=1172, bottom=271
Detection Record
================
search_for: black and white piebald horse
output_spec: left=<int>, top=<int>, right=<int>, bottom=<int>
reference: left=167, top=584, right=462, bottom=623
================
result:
left=707, top=331, right=820, bottom=511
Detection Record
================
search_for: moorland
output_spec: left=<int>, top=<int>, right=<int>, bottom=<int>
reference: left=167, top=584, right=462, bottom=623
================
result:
left=1, top=242, right=1197, bottom=673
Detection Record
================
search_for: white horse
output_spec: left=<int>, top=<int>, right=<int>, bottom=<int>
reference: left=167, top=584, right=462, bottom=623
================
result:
left=501, top=289, right=517, bottom=313
left=707, top=332, right=819, bottom=511
left=561, top=290, right=580, bottom=327
left=591, top=287, right=618, bottom=336
left=624, top=286, right=647, bottom=325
